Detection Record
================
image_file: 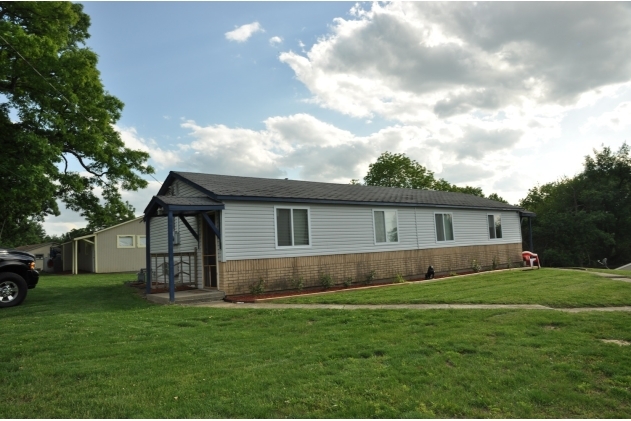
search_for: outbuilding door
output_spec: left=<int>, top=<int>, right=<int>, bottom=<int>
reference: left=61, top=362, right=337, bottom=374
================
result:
left=202, top=212, right=218, bottom=288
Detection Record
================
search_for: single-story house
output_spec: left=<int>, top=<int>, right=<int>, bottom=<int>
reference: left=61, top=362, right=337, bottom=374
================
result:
left=62, top=217, right=146, bottom=274
left=144, top=171, right=535, bottom=302
left=15, top=242, right=60, bottom=272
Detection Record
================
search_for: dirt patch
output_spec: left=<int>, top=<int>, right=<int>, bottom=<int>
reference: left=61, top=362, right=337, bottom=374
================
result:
left=600, top=339, right=631, bottom=346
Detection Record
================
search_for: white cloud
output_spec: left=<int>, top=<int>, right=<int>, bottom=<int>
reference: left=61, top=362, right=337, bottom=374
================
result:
left=582, top=102, right=631, bottom=132
left=116, top=125, right=183, bottom=169
left=174, top=113, right=527, bottom=188
left=225, top=22, right=264, bottom=43
left=278, top=2, right=631, bottom=157
left=269, top=36, right=283, bottom=46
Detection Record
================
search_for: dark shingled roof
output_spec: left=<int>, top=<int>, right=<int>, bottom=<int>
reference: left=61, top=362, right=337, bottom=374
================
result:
left=173, top=172, right=527, bottom=212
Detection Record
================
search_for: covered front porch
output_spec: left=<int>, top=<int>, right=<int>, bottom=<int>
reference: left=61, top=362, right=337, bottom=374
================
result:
left=143, top=195, right=225, bottom=303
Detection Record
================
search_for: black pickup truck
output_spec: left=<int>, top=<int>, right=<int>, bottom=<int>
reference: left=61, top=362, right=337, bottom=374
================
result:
left=0, top=248, right=40, bottom=308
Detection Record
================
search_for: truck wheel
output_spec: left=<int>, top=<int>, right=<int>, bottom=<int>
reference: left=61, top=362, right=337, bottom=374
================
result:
left=0, top=272, right=28, bottom=308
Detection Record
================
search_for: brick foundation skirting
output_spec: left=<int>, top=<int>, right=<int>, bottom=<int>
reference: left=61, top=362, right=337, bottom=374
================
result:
left=218, top=243, right=523, bottom=295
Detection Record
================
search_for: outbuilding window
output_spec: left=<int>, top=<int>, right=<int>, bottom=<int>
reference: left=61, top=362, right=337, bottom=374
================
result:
left=488, top=214, right=502, bottom=239
left=117, top=235, right=135, bottom=248
left=373, top=210, right=399, bottom=243
left=137, top=235, right=147, bottom=248
left=275, top=207, right=310, bottom=248
left=435, top=213, right=454, bottom=242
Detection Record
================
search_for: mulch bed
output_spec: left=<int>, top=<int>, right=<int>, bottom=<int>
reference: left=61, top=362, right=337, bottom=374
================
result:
left=224, top=272, right=474, bottom=303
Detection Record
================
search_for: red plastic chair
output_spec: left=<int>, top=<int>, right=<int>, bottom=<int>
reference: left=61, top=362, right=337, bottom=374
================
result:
left=522, top=251, right=541, bottom=268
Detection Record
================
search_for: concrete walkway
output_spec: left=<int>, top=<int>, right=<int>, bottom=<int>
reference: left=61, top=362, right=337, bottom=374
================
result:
left=184, top=301, right=631, bottom=312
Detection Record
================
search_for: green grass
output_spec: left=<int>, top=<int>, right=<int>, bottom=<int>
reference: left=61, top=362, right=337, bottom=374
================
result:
left=274, top=268, right=631, bottom=307
left=2, top=273, right=631, bottom=417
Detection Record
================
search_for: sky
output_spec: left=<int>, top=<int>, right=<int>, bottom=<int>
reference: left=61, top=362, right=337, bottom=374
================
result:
left=44, top=1, right=631, bottom=236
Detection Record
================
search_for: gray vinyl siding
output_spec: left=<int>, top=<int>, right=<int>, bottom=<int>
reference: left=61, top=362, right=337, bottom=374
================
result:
left=416, top=209, right=521, bottom=249
left=173, top=179, right=200, bottom=197
left=148, top=214, right=201, bottom=286
left=222, top=201, right=522, bottom=261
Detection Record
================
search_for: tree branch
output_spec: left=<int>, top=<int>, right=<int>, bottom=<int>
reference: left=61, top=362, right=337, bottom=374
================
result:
left=63, top=149, right=107, bottom=177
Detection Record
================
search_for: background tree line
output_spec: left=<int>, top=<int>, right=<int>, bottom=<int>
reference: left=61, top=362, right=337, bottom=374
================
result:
left=358, top=146, right=631, bottom=268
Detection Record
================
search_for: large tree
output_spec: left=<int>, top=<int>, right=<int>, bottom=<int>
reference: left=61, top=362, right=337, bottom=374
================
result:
left=520, top=144, right=630, bottom=267
left=361, top=151, right=503, bottom=199
left=0, top=2, right=153, bottom=247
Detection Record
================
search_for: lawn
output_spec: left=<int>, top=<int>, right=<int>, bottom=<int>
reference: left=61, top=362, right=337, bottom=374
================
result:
left=273, top=268, right=631, bottom=307
left=1, top=273, right=631, bottom=418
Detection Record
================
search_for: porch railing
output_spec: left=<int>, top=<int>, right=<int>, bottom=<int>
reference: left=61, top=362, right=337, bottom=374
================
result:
left=149, top=250, right=198, bottom=290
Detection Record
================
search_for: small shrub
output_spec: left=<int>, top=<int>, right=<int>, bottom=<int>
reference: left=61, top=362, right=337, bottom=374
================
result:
left=249, top=278, right=266, bottom=295
left=471, top=259, right=482, bottom=273
left=492, top=256, right=498, bottom=270
left=395, top=273, right=406, bottom=283
left=449, top=271, right=457, bottom=277
left=343, top=277, right=353, bottom=288
left=319, top=273, right=333, bottom=289
left=365, top=270, right=376, bottom=284
left=507, top=260, right=513, bottom=269
left=290, top=276, right=304, bottom=291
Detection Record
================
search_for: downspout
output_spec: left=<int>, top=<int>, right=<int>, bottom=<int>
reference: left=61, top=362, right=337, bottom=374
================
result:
left=94, top=235, right=98, bottom=273
left=529, top=216, right=534, bottom=252
left=73, top=239, right=78, bottom=275
left=167, top=210, right=175, bottom=303
left=145, top=215, right=152, bottom=295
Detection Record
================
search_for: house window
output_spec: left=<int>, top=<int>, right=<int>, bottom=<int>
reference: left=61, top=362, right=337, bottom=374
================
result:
left=275, top=207, right=310, bottom=247
left=137, top=235, right=146, bottom=248
left=488, top=214, right=502, bottom=239
left=373, top=210, right=399, bottom=243
left=435, top=213, right=455, bottom=242
left=117, top=235, right=135, bottom=248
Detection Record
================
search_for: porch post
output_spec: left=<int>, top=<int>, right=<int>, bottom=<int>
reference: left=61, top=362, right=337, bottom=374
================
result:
left=529, top=216, right=534, bottom=252
left=167, top=210, right=175, bottom=303
left=145, top=215, right=152, bottom=295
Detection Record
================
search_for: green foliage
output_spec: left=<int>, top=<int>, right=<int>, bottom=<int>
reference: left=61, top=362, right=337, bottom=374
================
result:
left=521, top=144, right=631, bottom=267
left=343, top=277, right=353, bottom=287
left=395, top=273, right=406, bottom=283
left=471, top=259, right=482, bottom=273
left=0, top=2, right=154, bottom=245
left=365, top=270, right=376, bottom=284
left=319, top=273, right=333, bottom=289
left=289, top=276, right=304, bottom=291
left=492, top=256, right=499, bottom=270
left=249, top=278, right=266, bottom=295
left=363, top=152, right=502, bottom=198
left=488, top=193, right=509, bottom=204
left=363, top=152, right=436, bottom=189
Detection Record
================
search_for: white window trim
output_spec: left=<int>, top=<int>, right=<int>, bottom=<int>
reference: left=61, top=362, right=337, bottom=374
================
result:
left=372, top=209, right=400, bottom=245
left=434, top=212, right=456, bottom=243
left=273, top=206, right=312, bottom=249
left=117, top=235, right=135, bottom=249
left=137, top=235, right=147, bottom=248
left=487, top=213, right=503, bottom=240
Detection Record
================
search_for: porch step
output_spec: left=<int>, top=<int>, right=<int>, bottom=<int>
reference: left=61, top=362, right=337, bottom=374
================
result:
left=146, top=289, right=226, bottom=304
